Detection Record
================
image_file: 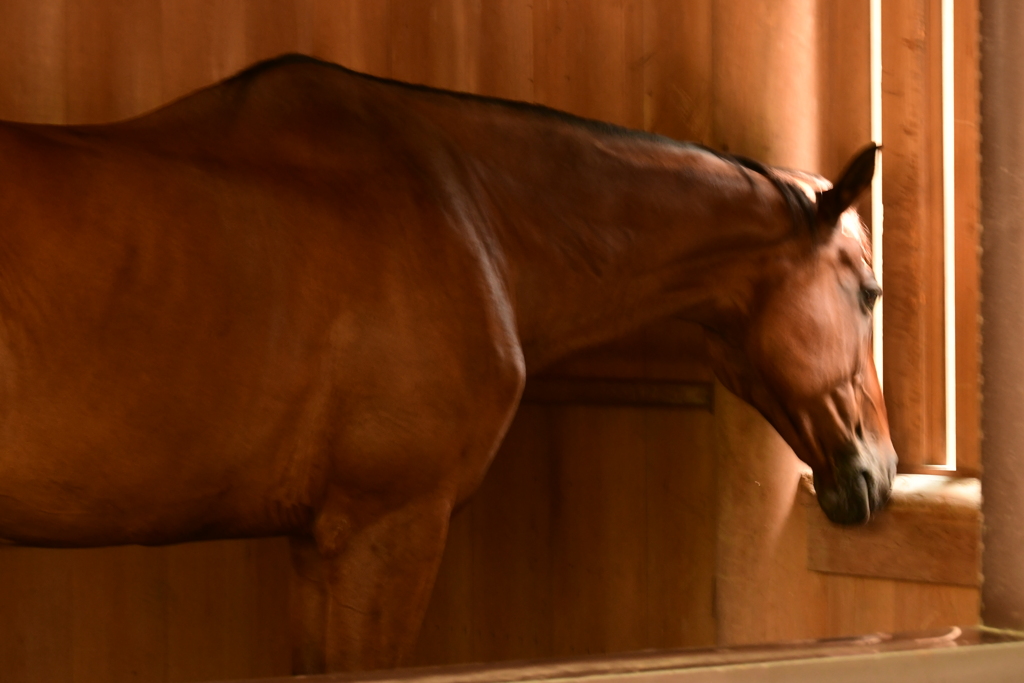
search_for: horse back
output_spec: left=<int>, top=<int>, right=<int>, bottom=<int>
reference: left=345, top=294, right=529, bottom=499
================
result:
left=0, top=60, right=522, bottom=546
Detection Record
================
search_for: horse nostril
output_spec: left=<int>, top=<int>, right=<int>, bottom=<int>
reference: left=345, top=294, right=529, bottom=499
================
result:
left=854, top=423, right=864, bottom=440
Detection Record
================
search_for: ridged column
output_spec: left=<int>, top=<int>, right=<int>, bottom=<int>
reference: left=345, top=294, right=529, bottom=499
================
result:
left=979, top=0, right=1024, bottom=632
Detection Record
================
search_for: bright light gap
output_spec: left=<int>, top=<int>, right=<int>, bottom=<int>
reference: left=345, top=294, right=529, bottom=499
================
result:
left=870, top=0, right=883, bottom=388
left=941, top=0, right=957, bottom=471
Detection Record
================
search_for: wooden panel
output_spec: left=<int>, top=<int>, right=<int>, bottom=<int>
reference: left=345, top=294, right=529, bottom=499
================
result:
left=308, top=0, right=393, bottom=77
left=824, top=575, right=979, bottom=637
left=0, top=0, right=66, bottom=123
left=158, top=1, right=250, bottom=105
left=817, top=0, right=872, bottom=178
left=641, top=0, right=713, bottom=143
left=0, top=540, right=290, bottom=683
left=881, top=0, right=947, bottom=468
left=412, top=403, right=718, bottom=665
left=711, top=0, right=822, bottom=169
left=804, top=475, right=982, bottom=587
left=953, top=0, right=981, bottom=475
left=64, top=0, right=164, bottom=123
left=533, top=0, right=645, bottom=127
left=523, top=378, right=712, bottom=409
left=240, top=0, right=312, bottom=66
left=714, top=385, right=828, bottom=646
left=710, top=0, right=831, bottom=650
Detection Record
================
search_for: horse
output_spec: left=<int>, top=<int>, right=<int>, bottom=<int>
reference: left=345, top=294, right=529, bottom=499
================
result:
left=0, top=54, right=896, bottom=673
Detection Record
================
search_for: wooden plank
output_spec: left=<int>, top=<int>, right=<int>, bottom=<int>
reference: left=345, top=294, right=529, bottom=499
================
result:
left=240, top=0, right=308, bottom=66
left=533, top=0, right=645, bottom=127
left=641, top=0, right=713, bottom=143
left=0, top=548, right=75, bottom=683
left=880, top=0, right=947, bottom=468
left=413, top=405, right=556, bottom=665
left=69, top=547, right=169, bottom=682
left=308, top=0, right=392, bottom=77
left=158, top=0, right=250, bottom=103
left=474, top=0, right=535, bottom=101
left=523, top=378, right=712, bottom=409
left=803, top=474, right=982, bottom=587
left=0, top=0, right=67, bottom=123
left=953, top=0, right=981, bottom=475
left=64, top=0, right=164, bottom=123
left=547, top=406, right=651, bottom=656
left=713, top=384, right=829, bottom=646
left=389, top=0, right=478, bottom=90
left=414, top=402, right=718, bottom=665
left=710, top=0, right=832, bottom=649
left=711, top=0, right=822, bottom=168
left=822, top=574, right=979, bottom=638
left=165, top=539, right=290, bottom=682
left=818, top=0, right=872, bottom=178
left=644, top=409, right=717, bottom=649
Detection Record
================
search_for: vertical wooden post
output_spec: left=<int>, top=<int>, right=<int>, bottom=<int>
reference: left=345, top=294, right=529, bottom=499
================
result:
left=880, top=0, right=947, bottom=470
left=712, top=0, right=830, bottom=646
left=979, top=0, right=1024, bottom=632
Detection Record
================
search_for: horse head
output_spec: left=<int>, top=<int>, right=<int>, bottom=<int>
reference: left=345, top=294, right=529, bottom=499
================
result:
left=704, top=144, right=896, bottom=524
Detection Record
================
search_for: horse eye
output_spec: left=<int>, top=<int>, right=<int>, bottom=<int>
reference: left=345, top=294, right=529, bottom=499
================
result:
left=860, top=285, right=882, bottom=310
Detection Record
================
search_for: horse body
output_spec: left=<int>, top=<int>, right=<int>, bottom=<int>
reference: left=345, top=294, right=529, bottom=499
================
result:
left=0, top=55, right=895, bottom=672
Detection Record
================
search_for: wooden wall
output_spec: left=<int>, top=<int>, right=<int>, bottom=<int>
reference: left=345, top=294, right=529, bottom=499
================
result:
left=0, top=2, right=978, bottom=682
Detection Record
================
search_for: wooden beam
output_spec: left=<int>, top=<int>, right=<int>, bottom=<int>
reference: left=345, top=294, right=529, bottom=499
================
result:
left=803, top=474, right=981, bottom=587
left=522, top=378, right=712, bottom=409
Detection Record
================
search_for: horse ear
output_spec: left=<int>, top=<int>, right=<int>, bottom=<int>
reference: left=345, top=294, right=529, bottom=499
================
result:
left=816, top=143, right=879, bottom=228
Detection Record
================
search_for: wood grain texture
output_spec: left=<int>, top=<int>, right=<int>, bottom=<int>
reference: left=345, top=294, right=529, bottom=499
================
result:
left=881, top=0, right=947, bottom=468
left=711, top=0, right=831, bottom=649
left=803, top=475, right=982, bottom=586
left=714, top=384, right=829, bottom=646
left=412, top=403, right=717, bottom=666
left=0, top=540, right=291, bottom=683
left=522, top=378, right=712, bottom=409
left=953, top=0, right=981, bottom=475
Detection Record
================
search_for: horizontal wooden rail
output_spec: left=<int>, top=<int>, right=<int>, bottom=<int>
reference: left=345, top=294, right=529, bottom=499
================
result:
left=802, top=473, right=982, bottom=586
left=521, top=378, right=713, bottom=410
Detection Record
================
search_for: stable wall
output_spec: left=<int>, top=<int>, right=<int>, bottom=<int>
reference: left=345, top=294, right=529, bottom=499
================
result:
left=0, top=2, right=978, bottom=682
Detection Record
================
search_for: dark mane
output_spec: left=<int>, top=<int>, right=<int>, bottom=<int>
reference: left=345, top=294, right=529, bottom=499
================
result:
left=694, top=146, right=819, bottom=234
left=233, top=54, right=818, bottom=234
left=230, top=53, right=671, bottom=145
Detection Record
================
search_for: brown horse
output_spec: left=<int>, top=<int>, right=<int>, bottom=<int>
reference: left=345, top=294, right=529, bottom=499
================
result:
left=0, top=54, right=895, bottom=673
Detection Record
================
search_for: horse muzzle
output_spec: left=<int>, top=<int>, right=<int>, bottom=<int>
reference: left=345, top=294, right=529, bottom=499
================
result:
left=812, top=440, right=897, bottom=525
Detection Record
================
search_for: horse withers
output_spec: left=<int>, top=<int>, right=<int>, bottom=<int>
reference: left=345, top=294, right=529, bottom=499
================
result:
left=0, top=54, right=895, bottom=672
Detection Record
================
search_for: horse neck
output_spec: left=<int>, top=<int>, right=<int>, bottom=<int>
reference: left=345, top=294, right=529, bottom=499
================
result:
left=479, top=134, right=794, bottom=372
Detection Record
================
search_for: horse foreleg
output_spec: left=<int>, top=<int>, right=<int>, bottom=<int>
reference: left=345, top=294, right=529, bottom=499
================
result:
left=296, top=493, right=452, bottom=673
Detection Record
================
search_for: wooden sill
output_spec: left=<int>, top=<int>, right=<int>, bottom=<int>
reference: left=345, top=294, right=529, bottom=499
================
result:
left=799, top=473, right=982, bottom=586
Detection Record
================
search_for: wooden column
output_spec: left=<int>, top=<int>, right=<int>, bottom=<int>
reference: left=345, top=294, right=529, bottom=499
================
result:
left=711, top=0, right=830, bottom=646
left=979, top=0, right=1024, bottom=631
left=880, top=0, right=947, bottom=470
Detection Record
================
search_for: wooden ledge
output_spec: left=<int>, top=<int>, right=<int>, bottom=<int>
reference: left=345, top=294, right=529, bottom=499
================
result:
left=800, top=473, right=982, bottom=586
left=522, top=377, right=713, bottom=409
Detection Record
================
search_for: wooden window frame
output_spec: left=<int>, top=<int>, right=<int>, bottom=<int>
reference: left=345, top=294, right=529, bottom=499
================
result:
left=879, top=0, right=981, bottom=477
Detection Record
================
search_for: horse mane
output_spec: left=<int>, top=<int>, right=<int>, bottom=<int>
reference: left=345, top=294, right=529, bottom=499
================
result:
left=702, top=148, right=872, bottom=259
left=692, top=145, right=819, bottom=237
